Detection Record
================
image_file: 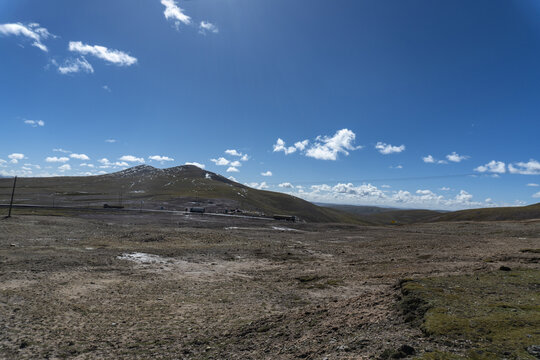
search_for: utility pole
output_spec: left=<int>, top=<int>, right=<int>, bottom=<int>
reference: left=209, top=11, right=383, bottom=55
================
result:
left=7, top=176, right=17, bottom=218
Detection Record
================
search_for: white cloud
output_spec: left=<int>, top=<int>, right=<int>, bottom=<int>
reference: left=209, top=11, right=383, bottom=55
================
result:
left=230, top=160, right=242, bottom=167
left=225, top=149, right=242, bottom=157
left=58, top=57, right=94, bottom=74
left=46, top=156, right=69, bottom=163
left=533, top=191, right=540, bottom=199
left=423, top=155, right=435, bottom=163
left=8, top=153, right=25, bottom=164
left=70, top=153, right=90, bottom=161
left=474, top=160, right=506, bottom=174
left=119, top=155, right=144, bottom=163
left=305, top=129, right=360, bottom=160
left=0, top=22, right=53, bottom=52
left=226, top=166, right=239, bottom=173
left=247, top=182, right=269, bottom=190
left=228, top=176, right=237, bottom=182
left=508, top=159, right=540, bottom=175
left=527, top=183, right=539, bottom=187
left=149, top=155, right=174, bottom=162
left=261, top=170, right=272, bottom=177
left=446, top=152, right=469, bottom=163
left=199, top=21, right=218, bottom=35
left=161, top=0, right=191, bottom=29
left=105, top=139, right=117, bottom=143
left=58, top=164, right=71, bottom=171
left=24, top=119, right=45, bottom=127
left=240, top=154, right=249, bottom=161
left=311, top=184, right=332, bottom=192
left=440, top=187, right=451, bottom=191
left=273, top=138, right=299, bottom=155
left=53, top=148, right=71, bottom=153
left=98, top=158, right=129, bottom=168
left=279, top=182, right=294, bottom=189
left=185, top=162, right=205, bottom=169
left=294, top=140, right=309, bottom=151
left=68, top=41, right=137, bottom=66
left=80, top=163, right=94, bottom=168
left=103, top=85, right=111, bottom=92
left=375, top=142, right=405, bottom=155
left=0, top=159, right=7, bottom=167
left=332, top=183, right=386, bottom=198
left=211, top=157, right=230, bottom=166
left=275, top=181, right=488, bottom=210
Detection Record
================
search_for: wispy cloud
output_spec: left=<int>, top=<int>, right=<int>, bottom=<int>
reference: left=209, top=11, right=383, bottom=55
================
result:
left=533, top=191, right=540, bottom=198
left=105, top=139, right=117, bottom=143
left=53, top=148, right=71, bottom=153
left=46, top=156, right=69, bottom=163
left=375, top=142, right=405, bottom=155
left=98, top=158, right=129, bottom=168
left=508, top=159, right=540, bottom=175
left=58, top=164, right=71, bottom=172
left=527, top=183, right=539, bottom=187
left=102, top=85, right=111, bottom=92
left=278, top=182, right=294, bottom=189
left=161, top=0, right=191, bottom=29
left=446, top=152, right=469, bottom=163
left=149, top=155, right=174, bottom=162
left=226, top=166, right=239, bottom=173
left=119, top=155, right=145, bottom=163
left=68, top=41, right=137, bottom=66
left=0, top=22, right=54, bottom=52
left=261, top=170, right=272, bottom=176
left=58, top=57, right=94, bottom=74
left=24, top=119, right=45, bottom=127
left=199, top=21, right=218, bottom=35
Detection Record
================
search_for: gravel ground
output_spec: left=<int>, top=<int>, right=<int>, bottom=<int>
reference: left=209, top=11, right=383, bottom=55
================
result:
left=1, top=212, right=538, bottom=359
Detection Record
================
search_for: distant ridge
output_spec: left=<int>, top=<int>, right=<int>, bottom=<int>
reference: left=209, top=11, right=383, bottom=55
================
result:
left=429, top=202, right=540, bottom=222
left=323, top=202, right=540, bottom=224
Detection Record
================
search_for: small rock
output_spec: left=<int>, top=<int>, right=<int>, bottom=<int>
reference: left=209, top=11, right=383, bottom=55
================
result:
left=499, top=266, right=511, bottom=271
left=527, top=345, right=540, bottom=358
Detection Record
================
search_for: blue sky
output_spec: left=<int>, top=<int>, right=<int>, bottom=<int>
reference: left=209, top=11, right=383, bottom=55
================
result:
left=1, top=0, right=539, bottom=209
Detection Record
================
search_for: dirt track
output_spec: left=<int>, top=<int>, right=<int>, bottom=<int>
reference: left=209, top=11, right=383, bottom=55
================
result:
left=1, top=212, right=538, bottom=359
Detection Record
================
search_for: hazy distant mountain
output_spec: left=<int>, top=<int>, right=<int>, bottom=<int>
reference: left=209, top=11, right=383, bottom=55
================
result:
left=430, top=203, right=540, bottom=222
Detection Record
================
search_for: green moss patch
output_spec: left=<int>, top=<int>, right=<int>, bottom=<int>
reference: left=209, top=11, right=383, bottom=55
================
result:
left=400, top=269, right=540, bottom=359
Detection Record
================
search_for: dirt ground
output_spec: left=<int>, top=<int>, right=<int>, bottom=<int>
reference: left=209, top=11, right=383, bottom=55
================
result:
left=0, top=212, right=538, bottom=359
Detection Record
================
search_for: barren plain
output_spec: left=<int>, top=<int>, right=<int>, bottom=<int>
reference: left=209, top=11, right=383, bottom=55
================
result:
left=1, top=210, right=539, bottom=359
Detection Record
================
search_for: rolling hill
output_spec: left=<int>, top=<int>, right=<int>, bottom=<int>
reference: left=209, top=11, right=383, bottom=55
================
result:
left=0, top=165, right=364, bottom=223
left=320, top=203, right=444, bottom=225
left=430, top=202, right=540, bottom=222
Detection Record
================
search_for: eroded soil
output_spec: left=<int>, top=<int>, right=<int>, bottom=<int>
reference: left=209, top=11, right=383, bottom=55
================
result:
left=0, top=212, right=538, bottom=359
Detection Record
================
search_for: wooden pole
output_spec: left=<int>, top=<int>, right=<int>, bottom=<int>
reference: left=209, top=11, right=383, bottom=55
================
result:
left=7, top=176, right=17, bottom=218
